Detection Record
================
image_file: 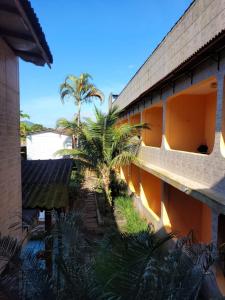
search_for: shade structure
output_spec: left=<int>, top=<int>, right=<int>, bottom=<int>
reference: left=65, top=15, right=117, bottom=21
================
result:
left=0, top=0, right=53, bottom=66
left=22, top=159, right=73, bottom=210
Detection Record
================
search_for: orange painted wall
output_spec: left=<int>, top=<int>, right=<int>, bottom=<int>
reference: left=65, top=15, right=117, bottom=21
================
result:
left=166, top=91, right=217, bottom=153
left=140, top=169, right=161, bottom=217
left=116, top=118, right=128, bottom=127
left=121, top=165, right=129, bottom=183
left=165, top=185, right=211, bottom=243
left=130, top=164, right=140, bottom=195
left=130, top=113, right=141, bottom=125
left=142, top=106, right=163, bottom=147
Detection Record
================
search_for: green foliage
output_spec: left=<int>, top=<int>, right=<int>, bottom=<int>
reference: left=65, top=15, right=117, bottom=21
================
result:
left=60, top=73, right=104, bottom=133
left=110, top=171, right=128, bottom=198
left=20, top=111, right=48, bottom=142
left=70, top=169, right=85, bottom=190
left=56, top=106, right=148, bottom=205
left=114, top=196, right=148, bottom=233
left=0, top=211, right=217, bottom=300
left=56, top=116, right=79, bottom=135
left=30, top=123, right=45, bottom=132
left=93, top=229, right=215, bottom=300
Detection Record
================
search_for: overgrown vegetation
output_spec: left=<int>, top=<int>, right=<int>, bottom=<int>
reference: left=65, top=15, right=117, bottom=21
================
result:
left=114, top=196, right=147, bottom=233
left=0, top=212, right=217, bottom=300
left=57, top=106, right=147, bottom=205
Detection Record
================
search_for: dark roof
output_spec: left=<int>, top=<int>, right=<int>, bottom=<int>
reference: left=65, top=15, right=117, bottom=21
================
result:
left=0, top=0, right=53, bottom=66
left=22, top=159, right=73, bottom=209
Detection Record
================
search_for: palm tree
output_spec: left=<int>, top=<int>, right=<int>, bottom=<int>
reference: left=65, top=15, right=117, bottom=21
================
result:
left=56, top=115, right=79, bottom=148
left=57, top=106, right=147, bottom=205
left=60, top=73, right=104, bottom=146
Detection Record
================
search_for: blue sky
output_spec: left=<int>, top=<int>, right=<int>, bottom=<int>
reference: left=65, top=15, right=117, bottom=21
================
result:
left=20, top=0, right=192, bottom=128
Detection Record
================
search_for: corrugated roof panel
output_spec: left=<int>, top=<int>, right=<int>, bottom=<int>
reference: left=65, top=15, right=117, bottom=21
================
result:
left=22, top=159, right=73, bottom=209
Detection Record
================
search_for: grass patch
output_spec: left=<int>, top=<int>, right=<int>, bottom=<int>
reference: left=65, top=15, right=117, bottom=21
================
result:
left=114, top=196, right=148, bottom=234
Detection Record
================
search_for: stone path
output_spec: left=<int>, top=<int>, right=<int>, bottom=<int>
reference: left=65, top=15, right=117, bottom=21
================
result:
left=81, top=175, right=104, bottom=236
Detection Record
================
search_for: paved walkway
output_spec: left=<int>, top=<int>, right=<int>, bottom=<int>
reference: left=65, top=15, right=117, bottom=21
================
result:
left=81, top=175, right=103, bottom=236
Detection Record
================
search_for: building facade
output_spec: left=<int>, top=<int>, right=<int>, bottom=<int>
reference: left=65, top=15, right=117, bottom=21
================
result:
left=0, top=0, right=52, bottom=239
left=112, top=0, right=225, bottom=292
left=26, top=131, right=72, bottom=160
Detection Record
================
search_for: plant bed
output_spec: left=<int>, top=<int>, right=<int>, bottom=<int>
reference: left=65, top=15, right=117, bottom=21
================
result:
left=114, top=195, right=148, bottom=234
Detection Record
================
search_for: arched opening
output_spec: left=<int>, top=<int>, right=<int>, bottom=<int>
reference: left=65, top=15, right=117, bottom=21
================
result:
left=120, top=165, right=129, bottom=183
left=164, top=185, right=211, bottom=243
left=142, top=103, right=163, bottom=147
left=165, top=77, right=217, bottom=154
left=129, top=164, right=140, bottom=195
left=140, top=169, right=161, bottom=217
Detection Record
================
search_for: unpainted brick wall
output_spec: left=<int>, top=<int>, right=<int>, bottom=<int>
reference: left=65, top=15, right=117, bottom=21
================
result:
left=0, top=38, right=21, bottom=239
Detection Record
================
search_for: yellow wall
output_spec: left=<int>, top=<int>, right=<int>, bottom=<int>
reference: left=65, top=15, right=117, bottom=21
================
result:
left=120, top=165, right=129, bottom=183
left=166, top=91, right=216, bottom=153
left=129, top=164, right=140, bottom=195
left=142, top=106, right=163, bottom=147
left=165, top=185, right=211, bottom=243
left=140, top=169, right=161, bottom=217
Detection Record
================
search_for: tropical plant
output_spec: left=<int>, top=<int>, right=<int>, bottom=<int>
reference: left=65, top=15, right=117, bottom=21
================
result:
left=20, top=111, right=31, bottom=143
left=20, top=110, right=30, bottom=120
left=56, top=106, right=147, bottom=205
left=114, top=196, right=148, bottom=233
left=56, top=115, right=79, bottom=148
left=0, top=211, right=219, bottom=300
left=93, top=230, right=216, bottom=300
left=60, top=73, right=104, bottom=146
left=30, top=123, right=45, bottom=132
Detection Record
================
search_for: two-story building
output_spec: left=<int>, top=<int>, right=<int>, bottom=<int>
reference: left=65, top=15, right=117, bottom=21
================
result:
left=111, top=0, right=225, bottom=293
left=0, top=0, right=52, bottom=239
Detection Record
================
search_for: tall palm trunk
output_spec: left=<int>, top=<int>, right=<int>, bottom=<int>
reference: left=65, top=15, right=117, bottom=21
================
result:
left=76, top=100, right=81, bottom=148
left=72, top=134, right=76, bottom=149
left=101, top=167, right=112, bottom=206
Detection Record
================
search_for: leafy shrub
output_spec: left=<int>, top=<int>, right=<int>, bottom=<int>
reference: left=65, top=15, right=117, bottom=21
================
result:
left=114, top=196, right=148, bottom=233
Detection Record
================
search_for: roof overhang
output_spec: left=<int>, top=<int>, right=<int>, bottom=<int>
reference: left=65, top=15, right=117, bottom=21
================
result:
left=0, top=0, right=53, bottom=67
left=22, top=159, right=73, bottom=210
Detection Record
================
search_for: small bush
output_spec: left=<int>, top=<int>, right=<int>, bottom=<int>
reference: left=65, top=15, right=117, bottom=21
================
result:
left=110, top=171, right=128, bottom=198
left=70, top=170, right=85, bottom=190
left=114, top=196, right=148, bottom=233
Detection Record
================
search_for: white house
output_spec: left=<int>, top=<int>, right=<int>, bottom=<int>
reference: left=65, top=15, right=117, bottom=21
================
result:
left=26, top=131, right=72, bottom=160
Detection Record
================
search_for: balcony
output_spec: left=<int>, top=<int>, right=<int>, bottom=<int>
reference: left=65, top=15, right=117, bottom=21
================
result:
left=142, top=103, right=163, bottom=147
left=165, top=77, right=217, bottom=154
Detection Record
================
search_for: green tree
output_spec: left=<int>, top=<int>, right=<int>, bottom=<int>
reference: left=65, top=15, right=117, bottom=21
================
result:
left=20, top=111, right=31, bottom=143
left=57, top=106, right=147, bottom=205
left=59, top=73, right=104, bottom=146
left=56, top=115, right=79, bottom=148
left=30, top=123, right=45, bottom=132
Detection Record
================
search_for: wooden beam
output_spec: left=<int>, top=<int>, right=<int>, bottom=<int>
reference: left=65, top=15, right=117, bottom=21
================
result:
left=12, top=49, right=45, bottom=66
left=0, top=28, right=34, bottom=42
left=0, top=4, right=20, bottom=16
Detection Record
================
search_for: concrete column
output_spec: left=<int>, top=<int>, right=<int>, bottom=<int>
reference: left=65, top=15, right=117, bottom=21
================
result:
left=161, top=181, right=170, bottom=228
left=161, top=101, right=168, bottom=151
left=211, top=209, right=218, bottom=246
left=213, top=72, right=225, bottom=155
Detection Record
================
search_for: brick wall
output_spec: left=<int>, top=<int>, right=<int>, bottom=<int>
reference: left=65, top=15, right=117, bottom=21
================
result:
left=0, top=38, right=21, bottom=239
